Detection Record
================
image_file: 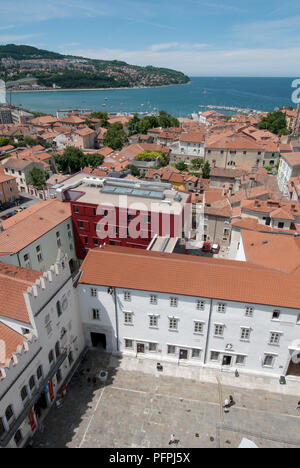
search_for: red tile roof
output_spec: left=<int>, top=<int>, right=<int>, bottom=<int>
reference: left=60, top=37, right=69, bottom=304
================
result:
left=79, top=246, right=300, bottom=309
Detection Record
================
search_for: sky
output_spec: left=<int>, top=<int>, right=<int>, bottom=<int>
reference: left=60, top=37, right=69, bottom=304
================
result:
left=0, top=0, right=300, bottom=77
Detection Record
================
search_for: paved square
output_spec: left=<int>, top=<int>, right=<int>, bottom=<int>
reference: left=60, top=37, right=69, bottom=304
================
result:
left=33, top=351, right=300, bottom=448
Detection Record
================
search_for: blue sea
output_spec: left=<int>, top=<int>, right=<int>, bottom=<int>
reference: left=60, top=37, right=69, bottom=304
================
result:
left=10, top=77, right=298, bottom=117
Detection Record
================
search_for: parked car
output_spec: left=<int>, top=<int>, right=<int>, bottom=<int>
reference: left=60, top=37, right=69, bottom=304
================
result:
left=211, top=243, right=220, bottom=254
left=202, top=242, right=211, bottom=252
left=1, top=212, right=15, bottom=220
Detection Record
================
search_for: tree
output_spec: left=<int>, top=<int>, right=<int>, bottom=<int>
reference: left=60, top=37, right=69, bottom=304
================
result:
left=190, top=158, right=204, bottom=170
left=0, top=137, right=12, bottom=147
left=174, top=161, right=188, bottom=172
left=126, top=164, right=139, bottom=177
left=202, top=161, right=211, bottom=179
left=28, top=167, right=46, bottom=190
left=103, top=123, right=127, bottom=150
left=84, top=153, right=104, bottom=168
left=55, top=146, right=86, bottom=173
left=257, top=111, right=289, bottom=135
left=136, top=150, right=164, bottom=161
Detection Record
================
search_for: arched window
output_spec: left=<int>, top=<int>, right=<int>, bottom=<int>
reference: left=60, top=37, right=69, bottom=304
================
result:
left=48, top=350, right=54, bottom=364
left=56, top=301, right=62, bottom=317
left=20, top=386, right=28, bottom=402
left=29, top=375, right=35, bottom=391
left=5, top=405, right=14, bottom=425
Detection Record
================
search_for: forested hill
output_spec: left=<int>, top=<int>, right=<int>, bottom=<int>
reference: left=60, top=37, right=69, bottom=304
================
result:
left=0, top=44, right=190, bottom=89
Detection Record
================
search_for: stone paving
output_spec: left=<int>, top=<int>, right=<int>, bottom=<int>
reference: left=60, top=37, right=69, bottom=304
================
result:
left=33, top=350, right=300, bottom=449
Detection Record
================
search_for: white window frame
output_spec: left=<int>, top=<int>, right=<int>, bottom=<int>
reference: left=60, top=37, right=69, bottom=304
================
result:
left=124, top=339, right=133, bottom=349
left=170, top=297, right=178, bottom=308
left=210, top=351, right=220, bottom=361
left=214, top=324, right=224, bottom=337
left=191, top=348, right=201, bottom=359
left=150, top=295, right=158, bottom=305
left=149, top=315, right=159, bottom=328
left=168, top=317, right=179, bottom=331
left=217, top=303, right=226, bottom=313
left=124, top=311, right=133, bottom=325
left=263, top=354, right=276, bottom=368
left=196, top=300, right=205, bottom=311
left=90, top=288, right=97, bottom=297
left=194, top=321, right=204, bottom=334
left=272, top=310, right=281, bottom=321
left=240, top=327, right=251, bottom=342
left=236, top=355, right=246, bottom=366
left=124, top=291, right=131, bottom=302
left=245, top=306, right=254, bottom=317
left=92, top=309, right=100, bottom=321
left=167, top=344, right=176, bottom=355
left=269, top=331, right=281, bottom=345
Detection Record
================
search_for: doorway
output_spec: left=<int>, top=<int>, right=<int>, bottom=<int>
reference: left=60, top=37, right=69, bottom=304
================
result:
left=137, top=343, right=145, bottom=353
left=179, top=349, right=188, bottom=360
left=222, top=355, right=232, bottom=366
left=286, top=353, right=300, bottom=376
left=90, top=332, right=107, bottom=350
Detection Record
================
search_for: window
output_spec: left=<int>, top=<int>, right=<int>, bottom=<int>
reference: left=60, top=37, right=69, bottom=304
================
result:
left=93, top=238, right=98, bottom=247
left=84, top=236, right=89, bottom=245
left=36, top=245, right=43, bottom=262
left=124, top=312, right=133, bottom=325
left=124, top=291, right=131, bottom=302
left=170, top=297, right=178, bottom=308
left=169, top=318, right=178, bottom=330
left=29, top=375, right=35, bottom=391
left=37, top=365, right=43, bottom=380
left=167, top=345, right=176, bottom=354
left=214, top=324, right=224, bottom=337
left=240, top=328, right=251, bottom=341
left=236, top=355, right=246, bottom=365
left=56, top=301, right=62, bottom=318
left=278, top=222, right=284, bottom=229
left=263, top=354, right=274, bottom=367
left=90, top=288, right=97, bottom=297
left=46, top=321, right=52, bottom=336
left=125, top=339, right=133, bottom=349
left=196, top=300, right=205, bottom=310
left=92, top=309, right=100, bottom=320
left=0, top=418, right=5, bottom=437
left=55, top=342, right=61, bottom=358
left=93, top=208, right=97, bottom=216
left=145, top=215, right=151, bottom=225
left=5, top=405, right=14, bottom=426
left=245, top=306, right=254, bottom=317
left=217, top=303, right=226, bottom=313
left=194, top=321, right=204, bottom=334
left=68, top=351, right=74, bottom=366
left=14, top=429, right=23, bottom=447
left=210, top=351, right=220, bottom=361
left=56, top=231, right=61, bottom=248
left=150, top=295, right=158, bottom=305
left=73, top=205, right=79, bottom=214
left=272, top=310, right=280, bottom=320
left=48, top=350, right=54, bottom=364
left=56, top=369, right=62, bottom=384
left=149, top=342, right=157, bottom=352
left=149, top=315, right=158, bottom=328
left=297, top=314, right=300, bottom=324
left=20, top=386, right=28, bottom=402
left=192, top=348, right=201, bottom=358
left=78, top=221, right=84, bottom=230
left=269, top=332, right=281, bottom=345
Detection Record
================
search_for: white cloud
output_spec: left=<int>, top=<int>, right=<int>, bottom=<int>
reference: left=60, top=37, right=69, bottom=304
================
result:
left=60, top=43, right=300, bottom=76
left=0, top=34, right=42, bottom=43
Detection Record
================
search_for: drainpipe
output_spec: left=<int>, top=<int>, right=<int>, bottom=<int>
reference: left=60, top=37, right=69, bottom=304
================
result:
left=113, top=287, right=120, bottom=353
left=204, top=298, right=213, bottom=365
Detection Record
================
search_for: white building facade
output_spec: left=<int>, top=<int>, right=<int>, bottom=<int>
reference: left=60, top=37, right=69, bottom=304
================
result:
left=0, top=256, right=85, bottom=448
left=77, top=247, right=300, bottom=380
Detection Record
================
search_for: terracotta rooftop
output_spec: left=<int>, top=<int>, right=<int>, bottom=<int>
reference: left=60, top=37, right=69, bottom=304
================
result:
left=0, top=323, right=25, bottom=366
left=0, top=199, right=71, bottom=254
left=79, top=246, right=300, bottom=309
left=281, top=152, right=300, bottom=167
left=241, top=230, right=300, bottom=273
left=0, top=262, right=41, bottom=323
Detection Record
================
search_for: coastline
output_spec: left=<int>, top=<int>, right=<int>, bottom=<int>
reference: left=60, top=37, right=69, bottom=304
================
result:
left=11, top=81, right=191, bottom=93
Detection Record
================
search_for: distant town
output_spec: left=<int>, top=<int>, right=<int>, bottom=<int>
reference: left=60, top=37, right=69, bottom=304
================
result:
left=0, top=45, right=190, bottom=91
left=0, top=95, right=300, bottom=449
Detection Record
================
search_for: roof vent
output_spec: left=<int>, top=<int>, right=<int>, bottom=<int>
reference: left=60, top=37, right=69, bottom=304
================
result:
left=262, top=240, right=268, bottom=245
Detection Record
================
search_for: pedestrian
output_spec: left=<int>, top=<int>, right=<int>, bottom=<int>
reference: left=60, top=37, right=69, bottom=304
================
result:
left=296, top=401, right=300, bottom=413
left=229, top=395, right=234, bottom=406
left=169, top=434, right=175, bottom=445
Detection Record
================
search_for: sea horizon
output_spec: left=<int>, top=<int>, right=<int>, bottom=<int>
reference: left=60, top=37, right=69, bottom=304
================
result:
left=9, top=76, right=298, bottom=117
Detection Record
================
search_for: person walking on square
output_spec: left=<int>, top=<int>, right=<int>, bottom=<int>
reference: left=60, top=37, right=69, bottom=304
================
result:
left=296, top=401, right=300, bottom=413
left=169, top=434, right=175, bottom=445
